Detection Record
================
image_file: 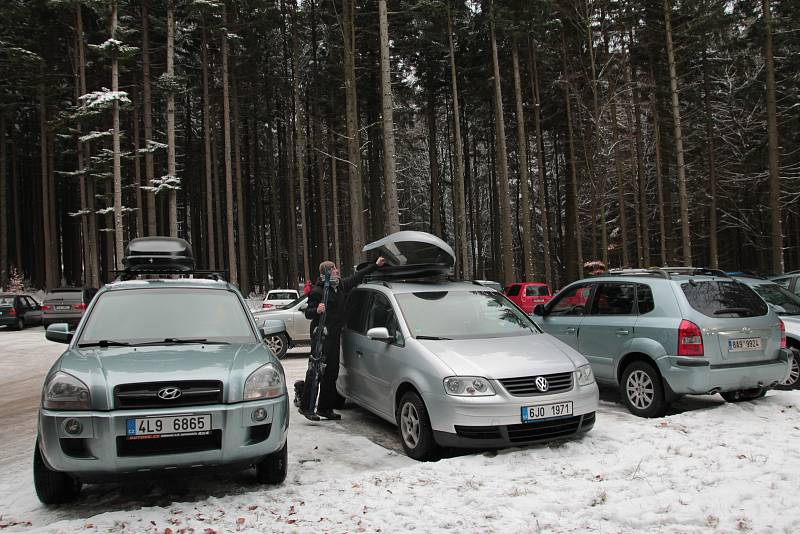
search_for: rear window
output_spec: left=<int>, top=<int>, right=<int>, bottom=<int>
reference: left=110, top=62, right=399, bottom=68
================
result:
left=0, top=296, right=15, bottom=306
left=506, top=285, right=521, bottom=297
left=680, top=281, right=768, bottom=318
left=636, top=284, right=655, bottom=314
left=46, top=290, right=82, bottom=301
left=267, top=291, right=297, bottom=300
left=525, top=285, right=549, bottom=297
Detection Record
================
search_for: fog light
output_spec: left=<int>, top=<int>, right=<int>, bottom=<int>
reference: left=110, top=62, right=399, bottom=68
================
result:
left=64, top=418, right=83, bottom=435
left=252, top=408, right=268, bottom=422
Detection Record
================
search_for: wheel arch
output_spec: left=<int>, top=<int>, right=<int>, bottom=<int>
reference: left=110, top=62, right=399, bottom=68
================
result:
left=394, top=381, right=423, bottom=424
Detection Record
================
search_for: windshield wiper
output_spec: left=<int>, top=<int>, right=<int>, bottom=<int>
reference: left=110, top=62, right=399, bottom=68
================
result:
left=161, top=338, right=230, bottom=345
left=713, top=307, right=751, bottom=315
left=77, top=340, right=132, bottom=348
left=415, top=335, right=453, bottom=341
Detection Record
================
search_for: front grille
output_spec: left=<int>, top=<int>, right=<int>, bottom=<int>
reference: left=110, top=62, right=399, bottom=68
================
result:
left=117, top=430, right=222, bottom=457
left=499, top=372, right=573, bottom=397
left=114, top=381, right=223, bottom=409
left=506, top=415, right=582, bottom=443
left=454, top=425, right=502, bottom=440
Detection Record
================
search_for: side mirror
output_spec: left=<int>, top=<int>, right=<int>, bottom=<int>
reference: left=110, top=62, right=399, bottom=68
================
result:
left=366, top=327, right=393, bottom=342
left=299, top=303, right=308, bottom=311
left=46, top=323, right=73, bottom=344
left=533, top=304, right=547, bottom=317
left=260, top=319, right=286, bottom=338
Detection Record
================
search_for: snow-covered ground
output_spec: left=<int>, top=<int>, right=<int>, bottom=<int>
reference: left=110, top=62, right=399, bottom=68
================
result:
left=1, top=328, right=798, bottom=533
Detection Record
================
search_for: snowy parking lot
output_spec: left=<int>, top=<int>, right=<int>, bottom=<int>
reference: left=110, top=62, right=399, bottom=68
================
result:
left=0, top=327, right=798, bottom=533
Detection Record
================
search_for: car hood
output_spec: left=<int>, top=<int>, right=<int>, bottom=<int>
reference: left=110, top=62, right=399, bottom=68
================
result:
left=417, top=333, right=585, bottom=379
left=55, top=344, right=278, bottom=410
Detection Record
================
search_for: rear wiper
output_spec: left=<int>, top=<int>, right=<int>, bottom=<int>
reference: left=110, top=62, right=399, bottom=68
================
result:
left=713, top=307, right=751, bottom=315
left=78, top=340, right=132, bottom=348
left=415, top=335, right=453, bottom=341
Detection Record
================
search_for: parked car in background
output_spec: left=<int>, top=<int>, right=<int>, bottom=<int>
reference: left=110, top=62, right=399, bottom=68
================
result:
left=533, top=268, right=792, bottom=417
left=338, top=231, right=598, bottom=461
left=42, top=288, right=98, bottom=328
left=733, top=275, right=800, bottom=389
left=252, top=295, right=311, bottom=359
left=35, top=237, right=289, bottom=504
left=262, top=289, right=300, bottom=310
left=504, top=282, right=553, bottom=313
left=0, top=293, right=42, bottom=330
left=473, top=280, right=502, bottom=292
left=770, top=271, right=800, bottom=298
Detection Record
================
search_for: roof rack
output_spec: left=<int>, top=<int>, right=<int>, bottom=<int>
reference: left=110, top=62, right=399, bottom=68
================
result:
left=603, top=268, right=670, bottom=279
left=111, top=269, right=229, bottom=282
left=658, top=267, right=730, bottom=278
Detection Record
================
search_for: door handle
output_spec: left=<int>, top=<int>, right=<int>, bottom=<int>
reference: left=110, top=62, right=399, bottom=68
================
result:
left=355, top=350, right=363, bottom=357
left=616, top=329, right=630, bottom=336
left=564, top=327, right=577, bottom=334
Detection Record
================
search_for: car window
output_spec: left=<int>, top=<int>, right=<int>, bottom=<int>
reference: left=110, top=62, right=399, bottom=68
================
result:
left=267, top=291, right=297, bottom=300
left=345, top=290, right=371, bottom=334
left=772, top=277, right=791, bottom=289
left=680, top=281, right=768, bottom=318
left=590, top=283, right=634, bottom=315
left=506, top=284, right=521, bottom=297
left=0, top=296, right=14, bottom=306
left=46, top=289, right=82, bottom=301
left=282, top=295, right=307, bottom=309
left=78, top=288, right=257, bottom=344
left=25, top=297, right=38, bottom=308
left=750, top=283, right=800, bottom=315
left=365, top=293, right=404, bottom=345
left=525, top=285, right=549, bottom=297
left=548, top=284, right=593, bottom=316
left=636, top=284, right=655, bottom=314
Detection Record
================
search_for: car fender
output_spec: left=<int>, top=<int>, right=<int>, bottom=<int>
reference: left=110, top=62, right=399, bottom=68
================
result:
left=612, top=336, right=668, bottom=385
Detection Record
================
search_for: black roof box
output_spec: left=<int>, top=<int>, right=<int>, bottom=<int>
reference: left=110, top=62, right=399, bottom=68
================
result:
left=363, top=231, right=454, bottom=278
left=123, top=237, right=195, bottom=272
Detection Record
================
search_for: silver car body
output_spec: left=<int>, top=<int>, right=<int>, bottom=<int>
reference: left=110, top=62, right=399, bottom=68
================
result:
left=338, top=280, right=599, bottom=449
left=253, top=296, right=311, bottom=345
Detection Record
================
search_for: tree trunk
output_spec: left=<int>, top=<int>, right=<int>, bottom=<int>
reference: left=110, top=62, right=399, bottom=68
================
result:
left=427, top=90, right=442, bottom=237
left=342, top=0, right=365, bottom=263
left=201, top=26, right=216, bottom=270
left=0, top=115, right=6, bottom=288
left=329, top=127, right=341, bottom=268
left=132, top=85, right=143, bottom=239
left=166, top=0, right=177, bottom=236
left=233, top=73, right=249, bottom=294
left=702, top=49, right=718, bottom=269
left=630, top=60, right=649, bottom=267
left=528, top=41, right=552, bottom=287
left=448, top=5, right=469, bottom=278
left=40, top=83, right=56, bottom=288
left=291, top=4, right=309, bottom=282
left=512, top=38, right=533, bottom=280
left=489, top=12, right=515, bottom=285
left=111, top=0, right=124, bottom=270
left=222, top=4, right=238, bottom=285
left=763, top=0, right=783, bottom=273
left=664, top=0, right=692, bottom=265
left=378, top=0, right=400, bottom=234
left=561, top=34, right=582, bottom=281
left=141, top=0, right=157, bottom=237
left=650, top=69, right=668, bottom=267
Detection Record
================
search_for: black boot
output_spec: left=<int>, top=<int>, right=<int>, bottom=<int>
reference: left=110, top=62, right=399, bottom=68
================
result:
left=316, top=409, right=341, bottom=420
left=298, top=407, right=320, bottom=421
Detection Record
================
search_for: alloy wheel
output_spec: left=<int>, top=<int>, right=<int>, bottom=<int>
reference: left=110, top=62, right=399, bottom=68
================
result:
left=626, top=369, right=655, bottom=410
left=400, top=402, right=420, bottom=449
left=782, top=356, right=800, bottom=387
left=266, top=335, right=283, bottom=355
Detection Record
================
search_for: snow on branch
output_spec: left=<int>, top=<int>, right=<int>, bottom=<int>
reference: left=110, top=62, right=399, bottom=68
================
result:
left=79, top=129, right=113, bottom=143
left=88, top=38, right=138, bottom=57
left=141, top=175, right=181, bottom=195
left=137, top=140, right=168, bottom=154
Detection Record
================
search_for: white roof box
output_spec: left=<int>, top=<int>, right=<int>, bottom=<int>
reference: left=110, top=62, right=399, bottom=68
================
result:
left=362, top=231, right=455, bottom=278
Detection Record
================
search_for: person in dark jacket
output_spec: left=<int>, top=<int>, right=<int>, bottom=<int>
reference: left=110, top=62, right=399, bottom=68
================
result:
left=299, top=256, right=386, bottom=420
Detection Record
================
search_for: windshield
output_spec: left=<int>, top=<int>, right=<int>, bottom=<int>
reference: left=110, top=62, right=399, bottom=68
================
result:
left=395, top=290, right=539, bottom=340
left=751, top=283, right=800, bottom=315
left=78, top=288, right=257, bottom=345
left=267, top=291, right=297, bottom=300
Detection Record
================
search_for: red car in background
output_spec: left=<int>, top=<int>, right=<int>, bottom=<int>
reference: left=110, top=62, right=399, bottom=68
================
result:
left=503, top=282, right=553, bottom=313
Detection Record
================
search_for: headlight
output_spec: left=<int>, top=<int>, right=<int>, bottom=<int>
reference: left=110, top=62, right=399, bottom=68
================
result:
left=576, top=364, right=595, bottom=386
left=42, top=371, right=91, bottom=410
left=443, top=376, right=496, bottom=396
left=244, top=363, right=284, bottom=401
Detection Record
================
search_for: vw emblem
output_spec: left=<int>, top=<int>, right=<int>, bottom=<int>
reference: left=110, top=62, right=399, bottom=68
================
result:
left=157, top=387, right=182, bottom=400
left=535, top=376, right=549, bottom=392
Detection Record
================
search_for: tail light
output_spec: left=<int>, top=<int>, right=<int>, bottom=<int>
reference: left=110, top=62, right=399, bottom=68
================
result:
left=8, top=308, right=16, bottom=316
left=262, top=303, right=273, bottom=310
left=780, top=320, right=787, bottom=349
left=678, top=320, right=704, bottom=356
left=73, top=303, right=87, bottom=311
left=41, top=305, right=51, bottom=312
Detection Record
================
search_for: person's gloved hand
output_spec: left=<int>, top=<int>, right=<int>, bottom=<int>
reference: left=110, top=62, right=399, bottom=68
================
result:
left=317, top=303, right=326, bottom=314
left=376, top=256, right=386, bottom=267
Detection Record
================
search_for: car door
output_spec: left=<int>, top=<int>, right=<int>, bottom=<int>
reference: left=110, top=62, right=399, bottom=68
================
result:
left=536, top=282, right=595, bottom=350
left=292, top=298, right=311, bottom=341
left=359, top=292, right=406, bottom=418
left=339, top=289, right=372, bottom=404
left=578, top=282, right=636, bottom=381
left=24, top=296, right=42, bottom=325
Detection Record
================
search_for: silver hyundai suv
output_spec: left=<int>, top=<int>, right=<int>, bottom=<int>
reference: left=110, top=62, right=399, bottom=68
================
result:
left=336, top=232, right=599, bottom=461
left=534, top=268, right=793, bottom=417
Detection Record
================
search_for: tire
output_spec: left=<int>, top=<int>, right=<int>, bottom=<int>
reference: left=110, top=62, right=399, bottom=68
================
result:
left=33, top=441, right=81, bottom=505
left=721, top=388, right=767, bottom=402
left=265, top=332, right=289, bottom=359
left=776, top=348, right=800, bottom=390
left=255, top=440, right=287, bottom=484
left=620, top=361, right=667, bottom=418
left=14, top=318, right=25, bottom=331
left=396, top=391, right=438, bottom=461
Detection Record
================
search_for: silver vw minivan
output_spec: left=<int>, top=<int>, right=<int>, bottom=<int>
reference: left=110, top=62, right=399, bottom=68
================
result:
left=337, top=232, right=599, bottom=460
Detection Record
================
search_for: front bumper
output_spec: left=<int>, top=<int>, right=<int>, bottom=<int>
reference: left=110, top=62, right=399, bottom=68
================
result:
left=657, top=349, right=792, bottom=395
left=38, top=395, right=288, bottom=479
left=426, top=381, right=599, bottom=448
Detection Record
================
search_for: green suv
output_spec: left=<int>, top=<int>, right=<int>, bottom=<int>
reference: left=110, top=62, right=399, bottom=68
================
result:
left=35, top=238, right=289, bottom=504
left=534, top=268, right=792, bottom=417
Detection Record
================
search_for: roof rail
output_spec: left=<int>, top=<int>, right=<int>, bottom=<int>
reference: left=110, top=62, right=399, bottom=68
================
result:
left=111, top=269, right=229, bottom=282
left=365, top=278, right=392, bottom=289
left=604, top=268, right=670, bottom=279
left=658, top=267, right=730, bottom=278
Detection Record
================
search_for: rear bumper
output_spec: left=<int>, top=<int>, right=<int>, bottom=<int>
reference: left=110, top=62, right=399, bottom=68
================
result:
left=0, top=317, right=19, bottom=326
left=42, top=312, right=82, bottom=325
left=657, top=349, right=792, bottom=394
left=38, top=395, right=289, bottom=480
